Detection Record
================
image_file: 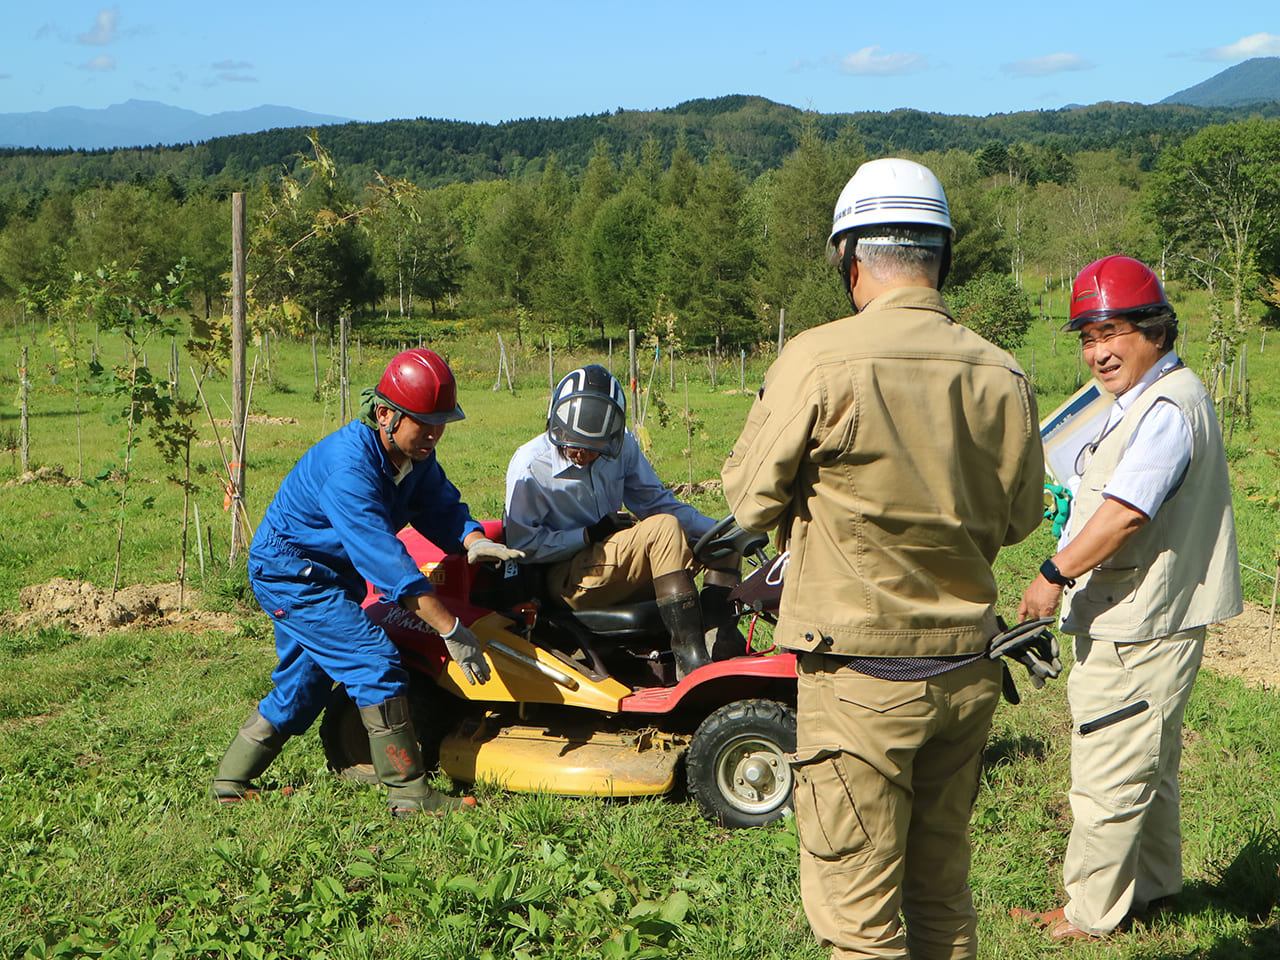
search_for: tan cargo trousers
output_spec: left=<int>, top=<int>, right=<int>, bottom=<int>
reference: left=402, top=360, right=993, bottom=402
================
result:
left=1062, top=627, right=1205, bottom=935
left=794, top=653, right=1002, bottom=960
left=547, top=513, right=693, bottom=609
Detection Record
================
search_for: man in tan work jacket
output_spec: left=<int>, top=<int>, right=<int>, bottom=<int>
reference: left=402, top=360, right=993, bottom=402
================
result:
left=723, top=157, right=1045, bottom=960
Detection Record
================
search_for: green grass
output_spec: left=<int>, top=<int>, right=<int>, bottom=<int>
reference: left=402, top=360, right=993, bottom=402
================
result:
left=2, top=293, right=1279, bottom=958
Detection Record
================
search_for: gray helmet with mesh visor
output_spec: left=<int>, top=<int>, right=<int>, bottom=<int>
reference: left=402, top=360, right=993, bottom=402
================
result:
left=547, top=364, right=626, bottom=459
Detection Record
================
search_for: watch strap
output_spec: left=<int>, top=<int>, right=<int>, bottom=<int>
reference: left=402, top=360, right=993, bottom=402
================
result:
left=1040, top=558, right=1076, bottom=588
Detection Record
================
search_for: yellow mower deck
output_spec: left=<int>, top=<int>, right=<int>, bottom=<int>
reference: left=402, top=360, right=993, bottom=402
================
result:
left=440, top=716, right=686, bottom=797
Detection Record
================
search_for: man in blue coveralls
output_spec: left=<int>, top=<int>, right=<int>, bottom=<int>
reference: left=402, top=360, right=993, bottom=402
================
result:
left=210, top=348, right=522, bottom=816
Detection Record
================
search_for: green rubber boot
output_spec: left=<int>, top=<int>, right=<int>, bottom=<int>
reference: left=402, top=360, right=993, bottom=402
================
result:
left=210, top=709, right=290, bottom=803
left=359, top=697, right=476, bottom=817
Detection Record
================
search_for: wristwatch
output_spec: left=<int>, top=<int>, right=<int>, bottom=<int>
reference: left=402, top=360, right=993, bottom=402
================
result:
left=1040, top=558, right=1076, bottom=588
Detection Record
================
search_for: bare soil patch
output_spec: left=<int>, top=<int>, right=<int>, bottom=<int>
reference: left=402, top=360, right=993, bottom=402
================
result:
left=3, top=465, right=82, bottom=489
left=212, top=415, right=299, bottom=427
left=1203, top=601, right=1280, bottom=691
left=0, top=578, right=238, bottom=636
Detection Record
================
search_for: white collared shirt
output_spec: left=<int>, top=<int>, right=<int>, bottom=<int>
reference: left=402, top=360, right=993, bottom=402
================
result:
left=1072, top=350, right=1193, bottom=524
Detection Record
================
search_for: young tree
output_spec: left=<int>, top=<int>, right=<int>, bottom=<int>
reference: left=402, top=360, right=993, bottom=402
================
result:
left=248, top=135, right=384, bottom=338
left=675, top=146, right=758, bottom=346
left=1144, top=119, right=1280, bottom=329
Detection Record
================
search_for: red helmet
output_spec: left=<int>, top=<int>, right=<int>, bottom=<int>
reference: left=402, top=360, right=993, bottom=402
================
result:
left=1067, top=255, right=1174, bottom=331
left=375, top=349, right=464, bottom=425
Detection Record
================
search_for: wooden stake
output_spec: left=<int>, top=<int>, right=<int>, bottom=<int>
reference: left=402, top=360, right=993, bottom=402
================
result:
left=628, top=330, right=638, bottom=428
left=230, top=193, right=248, bottom=560
left=19, top=347, right=29, bottom=473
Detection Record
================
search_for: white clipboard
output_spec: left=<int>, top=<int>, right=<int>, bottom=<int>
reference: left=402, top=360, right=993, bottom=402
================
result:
left=1039, top=380, right=1113, bottom=486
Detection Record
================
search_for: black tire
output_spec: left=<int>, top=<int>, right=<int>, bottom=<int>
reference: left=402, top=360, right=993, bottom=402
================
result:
left=686, top=698, right=796, bottom=828
left=319, top=676, right=450, bottom=784
left=319, top=686, right=378, bottom=784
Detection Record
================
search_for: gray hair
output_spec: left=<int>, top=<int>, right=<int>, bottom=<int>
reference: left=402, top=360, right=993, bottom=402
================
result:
left=853, top=225, right=948, bottom=285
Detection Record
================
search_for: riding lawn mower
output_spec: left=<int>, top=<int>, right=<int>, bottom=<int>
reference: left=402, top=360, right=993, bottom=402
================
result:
left=319, top=517, right=798, bottom=828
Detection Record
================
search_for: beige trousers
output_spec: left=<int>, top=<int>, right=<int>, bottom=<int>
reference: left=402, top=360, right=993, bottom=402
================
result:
left=547, top=513, right=693, bottom=609
left=794, top=653, right=1002, bottom=960
left=1063, top=626, right=1205, bottom=935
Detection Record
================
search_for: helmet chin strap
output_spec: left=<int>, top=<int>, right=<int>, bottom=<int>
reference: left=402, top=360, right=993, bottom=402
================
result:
left=937, top=240, right=952, bottom=291
left=838, top=236, right=858, bottom=312
left=379, top=405, right=406, bottom=453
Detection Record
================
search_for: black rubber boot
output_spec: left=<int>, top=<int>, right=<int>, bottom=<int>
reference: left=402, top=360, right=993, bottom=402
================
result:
left=359, top=696, right=475, bottom=817
left=211, top=709, right=290, bottom=803
left=655, top=570, right=712, bottom=681
left=701, top=570, right=747, bottom=661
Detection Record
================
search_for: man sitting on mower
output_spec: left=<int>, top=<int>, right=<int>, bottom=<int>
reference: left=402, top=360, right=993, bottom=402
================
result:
left=504, top=364, right=742, bottom=680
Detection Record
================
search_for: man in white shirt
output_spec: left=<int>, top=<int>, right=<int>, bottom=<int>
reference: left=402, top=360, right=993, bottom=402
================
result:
left=1014, top=256, right=1242, bottom=941
left=505, top=364, right=737, bottom=680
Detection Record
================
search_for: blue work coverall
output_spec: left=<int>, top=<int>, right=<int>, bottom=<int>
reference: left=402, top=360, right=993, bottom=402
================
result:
left=249, top=420, right=482, bottom=735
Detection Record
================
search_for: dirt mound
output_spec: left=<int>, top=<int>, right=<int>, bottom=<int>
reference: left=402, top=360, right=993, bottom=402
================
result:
left=667, top=478, right=723, bottom=499
left=3, top=465, right=82, bottom=489
left=0, top=578, right=239, bottom=636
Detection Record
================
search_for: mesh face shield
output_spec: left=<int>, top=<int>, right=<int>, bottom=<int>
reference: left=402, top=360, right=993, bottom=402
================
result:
left=547, top=365, right=626, bottom=459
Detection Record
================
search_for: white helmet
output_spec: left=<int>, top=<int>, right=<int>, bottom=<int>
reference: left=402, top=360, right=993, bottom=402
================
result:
left=826, top=157, right=953, bottom=261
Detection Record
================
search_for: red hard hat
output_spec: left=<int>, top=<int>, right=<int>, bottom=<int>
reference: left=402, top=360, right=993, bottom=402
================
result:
left=375, top=349, right=465, bottom=424
left=1067, top=255, right=1174, bottom=331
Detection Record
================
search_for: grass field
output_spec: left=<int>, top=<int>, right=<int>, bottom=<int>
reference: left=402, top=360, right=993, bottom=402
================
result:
left=2, top=286, right=1280, bottom=959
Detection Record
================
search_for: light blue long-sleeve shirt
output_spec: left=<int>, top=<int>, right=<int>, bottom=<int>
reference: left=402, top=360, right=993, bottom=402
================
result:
left=503, top=431, right=716, bottom=563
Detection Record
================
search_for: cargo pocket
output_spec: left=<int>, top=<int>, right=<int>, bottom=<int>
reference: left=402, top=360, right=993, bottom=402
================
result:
left=1073, top=699, right=1162, bottom=807
left=792, top=746, right=871, bottom=862
left=1079, top=566, right=1141, bottom=606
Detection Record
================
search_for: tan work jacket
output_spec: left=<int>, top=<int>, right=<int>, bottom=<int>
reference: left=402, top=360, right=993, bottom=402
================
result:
left=722, top=287, right=1045, bottom=657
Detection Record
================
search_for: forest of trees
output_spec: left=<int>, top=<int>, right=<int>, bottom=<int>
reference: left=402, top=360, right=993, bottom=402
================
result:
left=1, top=99, right=1279, bottom=361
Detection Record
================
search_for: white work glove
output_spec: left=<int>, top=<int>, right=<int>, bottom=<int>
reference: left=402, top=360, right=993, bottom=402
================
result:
left=441, top=618, right=491, bottom=685
left=466, top=537, right=525, bottom=565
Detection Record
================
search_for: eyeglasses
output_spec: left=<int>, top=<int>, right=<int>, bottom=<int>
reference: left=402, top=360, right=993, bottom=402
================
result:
left=1080, top=327, right=1140, bottom=351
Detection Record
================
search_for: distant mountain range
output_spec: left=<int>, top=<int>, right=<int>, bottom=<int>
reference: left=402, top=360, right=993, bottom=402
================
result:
left=1160, top=57, right=1280, bottom=107
left=0, top=59, right=1277, bottom=154
left=0, top=100, right=352, bottom=150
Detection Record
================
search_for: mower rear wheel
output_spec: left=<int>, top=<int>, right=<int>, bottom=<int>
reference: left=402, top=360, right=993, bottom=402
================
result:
left=687, top=698, right=796, bottom=828
left=319, top=677, right=449, bottom=784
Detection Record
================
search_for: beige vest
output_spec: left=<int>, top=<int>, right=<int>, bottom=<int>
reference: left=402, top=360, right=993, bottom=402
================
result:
left=1061, top=366, right=1241, bottom=641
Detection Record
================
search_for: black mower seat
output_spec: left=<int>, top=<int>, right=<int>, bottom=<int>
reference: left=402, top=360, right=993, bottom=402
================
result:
left=553, top=601, right=666, bottom=638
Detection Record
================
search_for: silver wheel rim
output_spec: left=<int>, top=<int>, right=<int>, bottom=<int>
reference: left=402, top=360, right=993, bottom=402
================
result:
left=713, top=732, right=792, bottom=815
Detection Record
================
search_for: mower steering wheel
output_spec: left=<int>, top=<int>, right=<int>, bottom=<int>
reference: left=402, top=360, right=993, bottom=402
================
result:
left=694, top=515, right=768, bottom=565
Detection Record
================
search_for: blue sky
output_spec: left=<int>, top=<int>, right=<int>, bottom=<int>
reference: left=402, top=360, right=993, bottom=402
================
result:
left=2, top=2, right=1278, bottom=123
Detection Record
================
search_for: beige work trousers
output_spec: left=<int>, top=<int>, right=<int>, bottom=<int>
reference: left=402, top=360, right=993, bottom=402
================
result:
left=547, top=513, right=693, bottom=609
left=793, top=653, right=1002, bottom=960
left=1062, top=626, right=1205, bottom=935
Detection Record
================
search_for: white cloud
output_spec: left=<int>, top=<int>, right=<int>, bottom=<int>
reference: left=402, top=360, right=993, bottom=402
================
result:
left=1205, top=33, right=1280, bottom=61
left=218, top=72, right=258, bottom=83
left=81, top=55, right=116, bottom=72
left=1002, top=53, right=1094, bottom=78
left=213, top=60, right=254, bottom=71
left=77, top=8, right=119, bottom=46
left=838, top=46, right=926, bottom=77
